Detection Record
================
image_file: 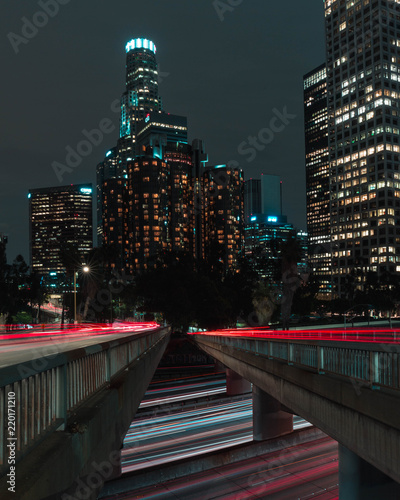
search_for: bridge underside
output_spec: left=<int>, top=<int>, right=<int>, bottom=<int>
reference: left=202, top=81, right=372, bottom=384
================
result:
left=0, top=332, right=170, bottom=500
left=192, top=337, right=400, bottom=490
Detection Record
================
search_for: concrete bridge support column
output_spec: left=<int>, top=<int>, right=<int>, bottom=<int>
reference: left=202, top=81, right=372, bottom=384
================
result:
left=252, top=386, right=293, bottom=441
left=226, top=368, right=252, bottom=396
left=339, top=445, right=400, bottom=499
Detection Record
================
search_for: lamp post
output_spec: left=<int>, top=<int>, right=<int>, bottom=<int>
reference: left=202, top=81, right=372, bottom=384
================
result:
left=74, top=266, right=90, bottom=324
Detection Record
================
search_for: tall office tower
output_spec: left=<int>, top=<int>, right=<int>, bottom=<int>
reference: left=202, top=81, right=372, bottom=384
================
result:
left=127, top=153, right=169, bottom=272
left=304, top=64, right=331, bottom=297
left=96, top=147, right=120, bottom=246
left=29, top=185, right=93, bottom=277
left=244, top=179, right=261, bottom=221
left=118, top=38, right=163, bottom=167
left=101, top=178, right=129, bottom=272
left=324, top=0, right=400, bottom=295
left=203, top=165, right=244, bottom=272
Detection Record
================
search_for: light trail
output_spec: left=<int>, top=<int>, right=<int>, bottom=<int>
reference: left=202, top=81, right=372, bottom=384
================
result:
left=189, top=325, right=400, bottom=344
left=122, top=397, right=310, bottom=473
left=106, top=436, right=338, bottom=500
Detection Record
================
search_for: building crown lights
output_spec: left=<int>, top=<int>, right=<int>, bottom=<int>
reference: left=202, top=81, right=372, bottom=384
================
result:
left=126, top=38, right=156, bottom=54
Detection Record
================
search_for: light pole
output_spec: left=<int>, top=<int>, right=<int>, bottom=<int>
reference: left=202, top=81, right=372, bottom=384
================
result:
left=74, top=266, right=90, bottom=324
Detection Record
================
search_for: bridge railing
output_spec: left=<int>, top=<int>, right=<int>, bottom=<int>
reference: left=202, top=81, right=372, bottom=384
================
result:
left=197, top=335, right=400, bottom=392
left=0, top=327, right=169, bottom=474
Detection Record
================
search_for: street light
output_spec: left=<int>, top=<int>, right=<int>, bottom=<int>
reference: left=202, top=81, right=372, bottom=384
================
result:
left=74, top=265, right=90, bottom=324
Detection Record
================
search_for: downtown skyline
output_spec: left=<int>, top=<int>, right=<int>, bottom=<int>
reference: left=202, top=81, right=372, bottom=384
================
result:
left=0, top=0, right=325, bottom=262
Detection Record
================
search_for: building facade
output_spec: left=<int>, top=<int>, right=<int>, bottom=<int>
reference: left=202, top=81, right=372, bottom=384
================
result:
left=29, top=184, right=93, bottom=277
left=203, top=165, right=244, bottom=272
left=304, top=64, right=331, bottom=296
left=244, top=214, right=308, bottom=282
left=324, top=0, right=400, bottom=295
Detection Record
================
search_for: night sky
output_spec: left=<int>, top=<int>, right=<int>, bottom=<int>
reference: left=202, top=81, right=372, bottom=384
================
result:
left=0, top=0, right=326, bottom=263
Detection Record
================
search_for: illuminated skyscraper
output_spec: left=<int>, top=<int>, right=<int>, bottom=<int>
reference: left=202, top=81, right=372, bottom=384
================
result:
left=127, top=152, right=169, bottom=272
left=98, top=38, right=163, bottom=260
left=29, top=184, right=93, bottom=277
left=118, top=38, right=162, bottom=168
left=203, top=165, right=244, bottom=272
left=324, top=0, right=400, bottom=295
left=244, top=215, right=308, bottom=282
left=304, top=64, right=331, bottom=296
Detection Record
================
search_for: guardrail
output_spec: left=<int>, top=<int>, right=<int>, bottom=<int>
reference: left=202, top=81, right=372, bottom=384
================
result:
left=193, top=335, right=400, bottom=392
left=0, top=327, right=169, bottom=474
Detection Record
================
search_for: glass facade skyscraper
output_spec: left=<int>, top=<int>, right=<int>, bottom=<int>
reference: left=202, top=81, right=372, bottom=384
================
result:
left=324, top=0, right=400, bottom=295
left=29, top=184, right=93, bottom=276
left=304, top=64, right=331, bottom=296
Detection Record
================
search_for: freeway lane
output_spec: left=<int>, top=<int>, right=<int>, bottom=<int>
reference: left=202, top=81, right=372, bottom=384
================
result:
left=0, top=322, right=160, bottom=368
left=139, top=372, right=227, bottom=407
left=122, top=397, right=310, bottom=473
left=115, top=436, right=338, bottom=499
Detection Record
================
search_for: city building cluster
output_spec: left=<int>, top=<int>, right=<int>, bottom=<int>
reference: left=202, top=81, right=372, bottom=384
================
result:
left=27, top=37, right=306, bottom=294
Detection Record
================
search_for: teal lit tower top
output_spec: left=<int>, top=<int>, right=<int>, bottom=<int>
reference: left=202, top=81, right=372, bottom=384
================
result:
left=125, top=38, right=156, bottom=54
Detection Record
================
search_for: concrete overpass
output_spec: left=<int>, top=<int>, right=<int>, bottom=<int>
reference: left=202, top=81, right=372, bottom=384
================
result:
left=0, top=323, right=170, bottom=500
left=190, top=328, right=400, bottom=499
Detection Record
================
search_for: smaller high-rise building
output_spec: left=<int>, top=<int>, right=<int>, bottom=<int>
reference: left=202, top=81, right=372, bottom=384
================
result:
left=136, top=111, right=188, bottom=155
left=244, top=173, right=308, bottom=282
left=261, top=174, right=282, bottom=217
left=29, top=184, right=93, bottom=278
left=304, top=64, right=331, bottom=297
left=101, top=177, right=129, bottom=272
left=244, top=214, right=308, bottom=283
left=127, top=152, right=169, bottom=272
left=203, top=165, right=244, bottom=272
left=244, top=179, right=261, bottom=222
left=96, top=147, right=121, bottom=246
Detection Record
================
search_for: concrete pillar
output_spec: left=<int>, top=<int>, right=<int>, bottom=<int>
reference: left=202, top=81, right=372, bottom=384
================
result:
left=339, top=445, right=400, bottom=499
left=226, top=368, right=252, bottom=396
left=252, top=386, right=293, bottom=441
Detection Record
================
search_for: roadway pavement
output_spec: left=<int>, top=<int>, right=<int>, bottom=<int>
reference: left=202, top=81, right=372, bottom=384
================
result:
left=123, top=397, right=310, bottom=473
left=0, top=322, right=160, bottom=368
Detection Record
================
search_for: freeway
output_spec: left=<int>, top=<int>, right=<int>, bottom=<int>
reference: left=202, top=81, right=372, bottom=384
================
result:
left=122, top=397, right=310, bottom=473
left=0, top=322, right=160, bottom=368
left=116, top=435, right=338, bottom=499
left=139, top=372, right=227, bottom=408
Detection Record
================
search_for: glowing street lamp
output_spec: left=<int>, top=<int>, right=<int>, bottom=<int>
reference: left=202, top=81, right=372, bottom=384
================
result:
left=74, top=266, right=90, bottom=324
